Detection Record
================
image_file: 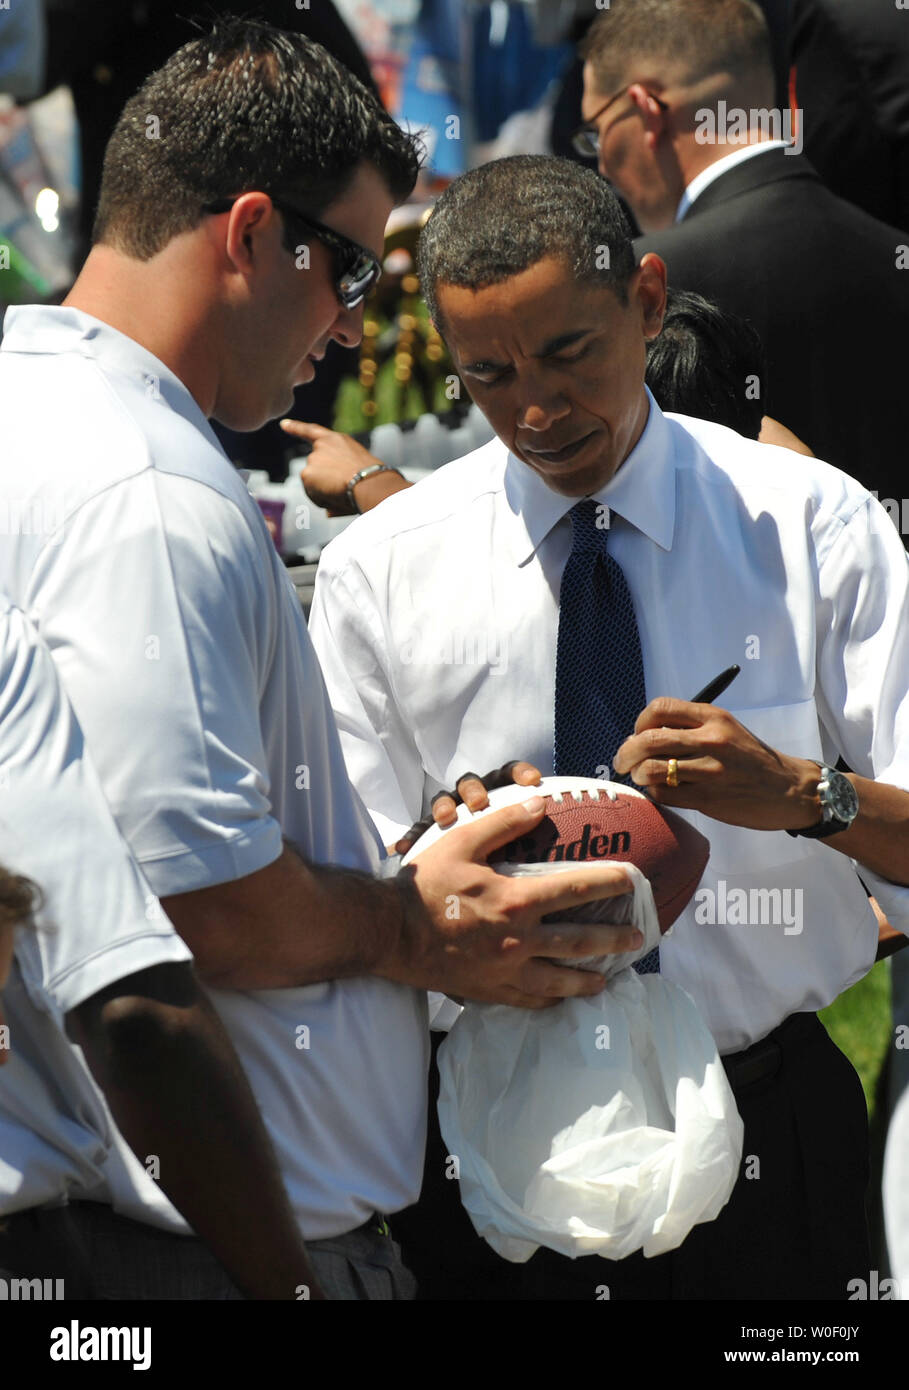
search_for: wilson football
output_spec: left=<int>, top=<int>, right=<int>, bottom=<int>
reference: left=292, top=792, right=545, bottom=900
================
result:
left=401, top=775, right=710, bottom=933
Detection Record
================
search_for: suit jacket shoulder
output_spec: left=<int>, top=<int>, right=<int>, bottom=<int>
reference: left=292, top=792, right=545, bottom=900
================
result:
left=633, top=149, right=909, bottom=501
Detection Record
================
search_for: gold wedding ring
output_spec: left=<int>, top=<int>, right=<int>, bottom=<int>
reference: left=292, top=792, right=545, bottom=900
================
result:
left=666, top=757, right=679, bottom=788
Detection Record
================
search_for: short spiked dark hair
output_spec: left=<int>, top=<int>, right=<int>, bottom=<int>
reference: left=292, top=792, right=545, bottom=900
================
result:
left=93, top=15, right=422, bottom=259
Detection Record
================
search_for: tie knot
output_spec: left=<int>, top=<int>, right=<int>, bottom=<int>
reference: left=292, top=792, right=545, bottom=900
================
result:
left=568, top=498, right=608, bottom=555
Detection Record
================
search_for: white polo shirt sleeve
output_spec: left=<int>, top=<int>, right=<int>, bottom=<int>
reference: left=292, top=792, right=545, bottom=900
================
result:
left=28, top=469, right=285, bottom=898
left=0, top=596, right=191, bottom=1014
left=0, top=597, right=191, bottom=1213
left=309, top=559, right=428, bottom=846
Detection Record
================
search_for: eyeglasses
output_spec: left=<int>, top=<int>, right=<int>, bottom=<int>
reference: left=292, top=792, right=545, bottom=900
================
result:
left=572, top=86, right=669, bottom=159
left=202, top=195, right=382, bottom=310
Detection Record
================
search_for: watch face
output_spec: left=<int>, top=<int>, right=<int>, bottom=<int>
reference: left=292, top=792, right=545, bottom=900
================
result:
left=823, top=769, right=859, bottom=823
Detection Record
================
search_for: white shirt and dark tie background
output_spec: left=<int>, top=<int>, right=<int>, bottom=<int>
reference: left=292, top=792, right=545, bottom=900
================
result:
left=309, top=387, right=909, bottom=1297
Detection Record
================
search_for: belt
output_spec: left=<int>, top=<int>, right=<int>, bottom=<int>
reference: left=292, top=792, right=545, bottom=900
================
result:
left=721, top=1011, right=818, bottom=1093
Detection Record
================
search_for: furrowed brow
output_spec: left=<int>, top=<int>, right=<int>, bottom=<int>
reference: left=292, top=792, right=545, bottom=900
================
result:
left=464, top=329, right=595, bottom=373
left=536, top=330, right=593, bottom=356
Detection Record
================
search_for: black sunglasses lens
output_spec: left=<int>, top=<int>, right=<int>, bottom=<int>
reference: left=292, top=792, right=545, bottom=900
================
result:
left=338, top=254, right=381, bottom=309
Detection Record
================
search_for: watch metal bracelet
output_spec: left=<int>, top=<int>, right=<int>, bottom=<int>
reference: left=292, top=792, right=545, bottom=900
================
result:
left=346, top=463, right=401, bottom=514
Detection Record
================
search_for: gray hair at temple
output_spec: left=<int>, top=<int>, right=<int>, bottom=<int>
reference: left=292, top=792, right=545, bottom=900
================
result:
left=416, top=155, right=636, bottom=331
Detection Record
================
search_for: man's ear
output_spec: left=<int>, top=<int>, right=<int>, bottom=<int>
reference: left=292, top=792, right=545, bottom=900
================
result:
left=627, top=83, right=668, bottom=151
left=633, top=253, right=668, bottom=339
left=222, top=192, right=279, bottom=274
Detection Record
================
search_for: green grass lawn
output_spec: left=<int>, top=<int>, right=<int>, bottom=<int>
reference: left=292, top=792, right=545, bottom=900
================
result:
left=820, top=958, right=892, bottom=1116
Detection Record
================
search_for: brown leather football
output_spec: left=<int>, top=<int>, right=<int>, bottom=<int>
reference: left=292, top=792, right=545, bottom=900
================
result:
left=485, top=777, right=711, bottom=933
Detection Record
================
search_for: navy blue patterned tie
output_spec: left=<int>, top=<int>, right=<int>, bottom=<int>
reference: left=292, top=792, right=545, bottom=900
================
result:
left=553, top=499, right=660, bottom=974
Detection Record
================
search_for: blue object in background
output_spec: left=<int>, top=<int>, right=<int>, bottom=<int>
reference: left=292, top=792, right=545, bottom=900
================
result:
left=397, top=0, right=466, bottom=179
left=472, top=2, right=572, bottom=143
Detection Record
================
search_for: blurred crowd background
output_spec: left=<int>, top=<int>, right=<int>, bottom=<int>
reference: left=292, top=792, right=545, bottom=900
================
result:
left=4, top=1, right=907, bottom=488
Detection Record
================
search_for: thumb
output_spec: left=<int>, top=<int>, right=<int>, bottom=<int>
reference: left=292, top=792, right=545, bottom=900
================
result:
left=443, top=793, right=547, bottom=862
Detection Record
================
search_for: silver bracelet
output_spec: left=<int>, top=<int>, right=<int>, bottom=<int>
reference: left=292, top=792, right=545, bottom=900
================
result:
left=346, top=463, right=402, bottom=514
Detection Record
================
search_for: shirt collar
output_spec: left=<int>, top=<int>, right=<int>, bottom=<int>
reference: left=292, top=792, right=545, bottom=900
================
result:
left=503, top=387, right=677, bottom=564
left=675, top=140, right=789, bottom=221
left=1, top=303, right=221, bottom=448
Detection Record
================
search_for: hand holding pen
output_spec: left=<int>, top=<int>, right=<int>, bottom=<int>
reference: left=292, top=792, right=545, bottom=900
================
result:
left=657, top=664, right=741, bottom=787
left=612, top=663, right=820, bottom=833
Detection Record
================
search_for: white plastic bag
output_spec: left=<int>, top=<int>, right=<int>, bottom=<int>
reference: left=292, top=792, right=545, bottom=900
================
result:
left=435, top=862, right=744, bottom=1263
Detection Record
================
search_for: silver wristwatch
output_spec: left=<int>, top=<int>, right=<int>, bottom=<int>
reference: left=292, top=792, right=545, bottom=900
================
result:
left=786, top=764, right=859, bottom=839
left=346, top=464, right=402, bottom=514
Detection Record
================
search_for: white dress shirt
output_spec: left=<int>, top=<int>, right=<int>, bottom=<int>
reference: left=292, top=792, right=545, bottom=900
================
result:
left=0, top=595, right=191, bottom=1215
left=310, top=391, right=909, bottom=1054
left=675, top=140, right=789, bottom=221
left=0, top=305, right=428, bottom=1238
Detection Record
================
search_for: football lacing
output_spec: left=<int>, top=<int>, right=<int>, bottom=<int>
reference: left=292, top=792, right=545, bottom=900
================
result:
left=548, top=786, right=620, bottom=804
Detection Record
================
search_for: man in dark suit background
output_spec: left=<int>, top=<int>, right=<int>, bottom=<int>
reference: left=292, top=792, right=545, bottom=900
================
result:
left=790, top=0, right=909, bottom=234
left=576, top=0, right=909, bottom=513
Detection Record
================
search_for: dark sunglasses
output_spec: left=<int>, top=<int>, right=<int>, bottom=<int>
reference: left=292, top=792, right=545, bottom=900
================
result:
left=202, top=195, right=382, bottom=310
left=572, top=86, right=669, bottom=159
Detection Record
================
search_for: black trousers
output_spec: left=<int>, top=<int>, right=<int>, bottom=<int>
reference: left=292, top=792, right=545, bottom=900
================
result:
left=0, top=1206, right=95, bottom=1297
left=391, top=1012, right=871, bottom=1301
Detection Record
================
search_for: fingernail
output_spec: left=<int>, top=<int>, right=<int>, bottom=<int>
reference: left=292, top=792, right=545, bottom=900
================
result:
left=522, top=795, right=544, bottom=814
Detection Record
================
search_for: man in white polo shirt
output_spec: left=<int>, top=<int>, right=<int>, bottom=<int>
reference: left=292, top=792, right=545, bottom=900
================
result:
left=0, top=21, right=637, bottom=1299
left=308, top=154, right=909, bottom=1300
left=0, top=595, right=323, bottom=1299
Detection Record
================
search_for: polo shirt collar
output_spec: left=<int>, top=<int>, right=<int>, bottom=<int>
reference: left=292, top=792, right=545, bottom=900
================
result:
left=503, top=388, right=677, bottom=564
left=1, top=304, right=220, bottom=446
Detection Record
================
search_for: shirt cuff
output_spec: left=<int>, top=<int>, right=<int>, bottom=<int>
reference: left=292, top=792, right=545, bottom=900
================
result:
left=40, top=931, right=193, bottom=1019
left=135, top=817, right=284, bottom=898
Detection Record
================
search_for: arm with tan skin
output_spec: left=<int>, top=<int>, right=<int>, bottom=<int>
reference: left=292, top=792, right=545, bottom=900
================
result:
left=759, top=417, right=814, bottom=456
left=1, top=874, right=325, bottom=1297
left=613, top=698, right=909, bottom=889
left=161, top=801, right=640, bottom=1011
left=66, top=964, right=326, bottom=1300
left=279, top=418, right=412, bottom=515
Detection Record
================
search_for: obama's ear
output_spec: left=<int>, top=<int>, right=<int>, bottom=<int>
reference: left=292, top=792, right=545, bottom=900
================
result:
left=629, top=253, right=667, bottom=340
